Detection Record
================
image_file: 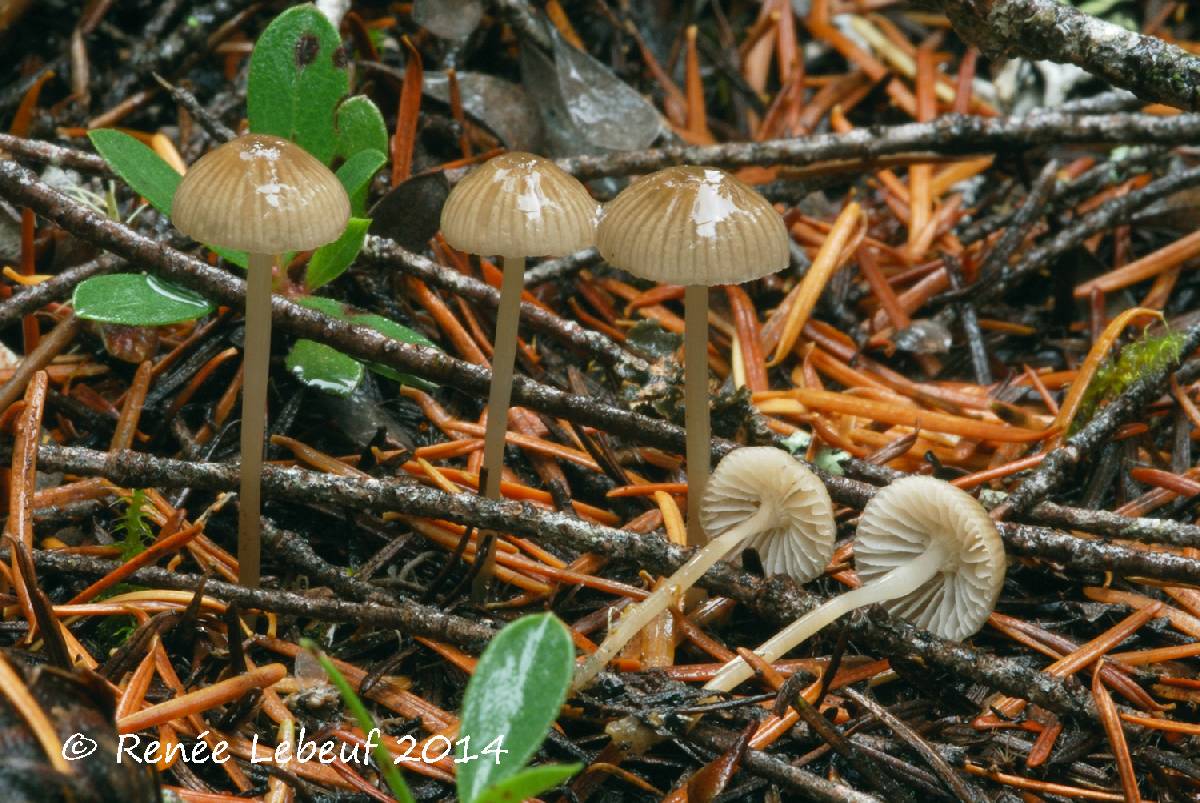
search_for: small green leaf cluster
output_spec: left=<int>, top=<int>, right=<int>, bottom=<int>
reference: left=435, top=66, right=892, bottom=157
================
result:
left=303, top=614, right=579, bottom=803
left=75, top=4, right=436, bottom=397
left=1073, top=328, right=1185, bottom=434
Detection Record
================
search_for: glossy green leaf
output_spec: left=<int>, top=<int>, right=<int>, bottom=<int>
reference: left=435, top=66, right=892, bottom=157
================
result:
left=247, top=4, right=349, bottom=164
left=472, top=764, right=582, bottom=803
left=296, top=295, right=346, bottom=317
left=306, top=217, right=370, bottom=291
left=351, top=312, right=436, bottom=388
left=87, top=129, right=181, bottom=216
left=472, top=764, right=581, bottom=803
left=334, top=96, right=389, bottom=160
left=285, top=338, right=363, bottom=396
left=336, top=149, right=386, bottom=216
left=292, top=297, right=436, bottom=389
left=456, top=614, right=574, bottom=803
left=73, top=273, right=213, bottom=326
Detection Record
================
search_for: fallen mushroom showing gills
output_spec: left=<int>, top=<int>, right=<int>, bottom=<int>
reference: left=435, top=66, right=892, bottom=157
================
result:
left=440, top=152, right=598, bottom=594
left=596, top=167, right=788, bottom=546
left=171, top=134, right=350, bottom=587
left=572, top=447, right=835, bottom=691
left=706, top=475, right=1005, bottom=694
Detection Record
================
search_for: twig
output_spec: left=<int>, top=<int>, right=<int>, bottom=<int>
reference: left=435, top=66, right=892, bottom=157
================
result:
left=553, top=112, right=1200, bottom=179
left=0, top=133, right=113, bottom=176
left=687, top=724, right=883, bottom=803
left=361, top=236, right=646, bottom=371
left=0, top=313, right=81, bottom=413
left=841, top=687, right=984, bottom=803
left=938, top=0, right=1200, bottom=111
left=994, top=327, right=1200, bottom=518
left=24, top=548, right=495, bottom=650
left=0, top=255, right=120, bottom=329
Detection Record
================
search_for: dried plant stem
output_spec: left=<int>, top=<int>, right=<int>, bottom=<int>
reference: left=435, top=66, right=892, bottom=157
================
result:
left=238, top=252, right=274, bottom=588
left=473, top=255, right=524, bottom=598
left=685, top=284, right=711, bottom=547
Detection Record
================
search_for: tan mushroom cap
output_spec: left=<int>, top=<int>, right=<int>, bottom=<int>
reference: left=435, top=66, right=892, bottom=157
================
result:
left=596, top=166, right=789, bottom=286
left=854, top=475, right=1005, bottom=641
left=440, top=151, right=599, bottom=259
left=172, top=134, right=350, bottom=254
left=701, top=447, right=836, bottom=581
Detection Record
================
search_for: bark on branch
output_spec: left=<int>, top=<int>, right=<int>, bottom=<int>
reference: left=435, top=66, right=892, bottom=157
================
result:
left=937, top=0, right=1200, bottom=110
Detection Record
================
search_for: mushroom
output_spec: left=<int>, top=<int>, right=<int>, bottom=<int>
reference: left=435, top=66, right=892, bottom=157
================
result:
left=572, top=446, right=834, bottom=691
left=704, top=474, right=1005, bottom=694
left=172, top=134, right=350, bottom=587
left=440, top=152, right=598, bottom=594
left=596, top=167, right=789, bottom=545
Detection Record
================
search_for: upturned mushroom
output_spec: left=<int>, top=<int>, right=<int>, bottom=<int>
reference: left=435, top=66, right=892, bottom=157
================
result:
left=596, top=167, right=789, bottom=545
left=705, top=474, right=1005, bottom=694
left=572, top=446, right=834, bottom=691
left=440, top=152, right=598, bottom=595
left=172, top=134, right=350, bottom=587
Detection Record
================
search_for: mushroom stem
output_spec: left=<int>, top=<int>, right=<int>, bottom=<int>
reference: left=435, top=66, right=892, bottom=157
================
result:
left=472, top=255, right=525, bottom=599
left=572, top=501, right=775, bottom=692
left=705, top=542, right=948, bottom=693
left=238, top=251, right=275, bottom=588
left=684, top=284, right=711, bottom=547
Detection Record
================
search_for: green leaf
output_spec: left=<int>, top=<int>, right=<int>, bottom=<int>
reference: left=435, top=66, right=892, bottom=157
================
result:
left=472, top=764, right=582, bottom=803
left=334, top=96, right=389, bottom=160
left=456, top=613, right=574, bottom=803
left=336, top=149, right=387, bottom=216
left=306, top=217, right=370, bottom=291
left=88, top=129, right=181, bottom=216
left=285, top=338, right=363, bottom=396
left=296, top=295, right=346, bottom=317
left=299, top=639, right=415, bottom=803
left=351, top=312, right=436, bottom=388
left=73, top=274, right=213, bottom=326
left=294, top=297, right=437, bottom=389
left=247, top=4, right=349, bottom=164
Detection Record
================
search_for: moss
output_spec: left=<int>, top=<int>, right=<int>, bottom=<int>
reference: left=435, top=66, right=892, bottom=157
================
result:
left=1072, top=328, right=1185, bottom=434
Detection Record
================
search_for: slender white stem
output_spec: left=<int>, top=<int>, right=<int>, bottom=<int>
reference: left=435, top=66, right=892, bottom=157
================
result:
left=572, top=503, right=774, bottom=692
left=684, top=284, right=711, bottom=548
left=705, top=544, right=947, bottom=694
left=238, top=252, right=275, bottom=588
left=472, top=255, right=525, bottom=600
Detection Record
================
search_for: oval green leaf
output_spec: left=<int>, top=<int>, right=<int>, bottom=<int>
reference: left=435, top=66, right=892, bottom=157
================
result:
left=285, top=338, right=363, bottom=396
left=88, top=129, right=181, bottom=216
left=334, top=96, right=389, bottom=161
left=336, top=149, right=387, bottom=217
left=247, top=4, right=349, bottom=164
left=472, top=764, right=582, bottom=803
left=456, top=613, right=574, bottom=803
left=73, top=273, right=213, bottom=326
left=306, top=217, right=370, bottom=291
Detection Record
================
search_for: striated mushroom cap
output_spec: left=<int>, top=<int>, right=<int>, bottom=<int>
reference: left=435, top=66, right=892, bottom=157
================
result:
left=440, top=151, right=599, bottom=259
left=701, top=447, right=836, bottom=581
left=854, top=475, right=1005, bottom=641
left=596, top=166, right=789, bottom=286
left=172, top=134, right=350, bottom=254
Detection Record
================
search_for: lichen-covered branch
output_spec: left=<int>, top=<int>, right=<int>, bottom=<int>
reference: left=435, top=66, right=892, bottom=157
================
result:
left=938, top=0, right=1200, bottom=111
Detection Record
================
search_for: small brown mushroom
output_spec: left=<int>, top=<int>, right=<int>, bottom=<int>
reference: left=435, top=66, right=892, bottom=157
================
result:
left=596, top=167, right=789, bottom=545
left=172, top=133, right=349, bottom=587
left=440, top=152, right=598, bottom=596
